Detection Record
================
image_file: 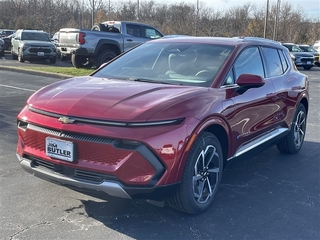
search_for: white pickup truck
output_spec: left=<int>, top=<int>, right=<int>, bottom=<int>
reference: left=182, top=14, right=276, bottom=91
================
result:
left=57, top=21, right=163, bottom=68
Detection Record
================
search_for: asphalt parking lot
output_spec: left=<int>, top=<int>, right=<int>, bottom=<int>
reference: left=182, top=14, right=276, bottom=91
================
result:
left=0, top=51, right=319, bottom=239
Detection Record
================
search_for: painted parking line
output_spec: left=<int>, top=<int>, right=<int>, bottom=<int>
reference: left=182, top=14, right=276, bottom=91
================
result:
left=0, top=84, right=36, bottom=92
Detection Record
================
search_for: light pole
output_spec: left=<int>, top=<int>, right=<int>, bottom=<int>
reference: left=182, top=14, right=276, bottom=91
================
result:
left=137, top=0, right=139, bottom=20
left=91, top=0, right=95, bottom=26
left=195, top=0, right=199, bottom=36
left=263, top=0, right=269, bottom=38
left=273, top=0, right=281, bottom=40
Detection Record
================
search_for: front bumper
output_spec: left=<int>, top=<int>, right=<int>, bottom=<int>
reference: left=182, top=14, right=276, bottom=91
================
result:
left=17, top=154, right=178, bottom=200
left=18, top=154, right=131, bottom=199
left=294, top=56, right=314, bottom=67
left=22, top=46, right=56, bottom=60
left=57, top=47, right=91, bottom=57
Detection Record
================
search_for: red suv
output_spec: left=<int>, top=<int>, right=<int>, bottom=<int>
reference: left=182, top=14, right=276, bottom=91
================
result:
left=16, top=37, right=309, bottom=214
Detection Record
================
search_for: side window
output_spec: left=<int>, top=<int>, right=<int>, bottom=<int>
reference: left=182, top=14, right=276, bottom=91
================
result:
left=234, top=47, right=264, bottom=79
left=223, top=68, right=235, bottom=86
left=126, top=24, right=141, bottom=37
left=278, top=50, right=288, bottom=72
left=261, top=47, right=283, bottom=77
left=141, top=26, right=163, bottom=39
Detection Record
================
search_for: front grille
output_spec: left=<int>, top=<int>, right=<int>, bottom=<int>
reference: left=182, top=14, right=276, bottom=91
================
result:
left=23, top=124, right=135, bottom=166
left=300, top=57, right=314, bottom=62
left=29, top=156, right=114, bottom=183
left=74, top=169, right=107, bottom=182
left=29, top=47, right=51, bottom=53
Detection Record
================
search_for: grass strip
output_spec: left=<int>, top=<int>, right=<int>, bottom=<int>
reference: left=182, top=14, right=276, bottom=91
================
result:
left=15, top=66, right=96, bottom=77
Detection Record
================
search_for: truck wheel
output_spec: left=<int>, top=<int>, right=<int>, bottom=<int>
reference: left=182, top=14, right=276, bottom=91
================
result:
left=95, top=49, right=117, bottom=68
left=91, top=23, right=108, bottom=32
left=71, top=55, right=93, bottom=68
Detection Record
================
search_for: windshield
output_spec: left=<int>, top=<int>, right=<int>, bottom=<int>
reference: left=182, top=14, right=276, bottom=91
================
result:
left=21, top=32, right=49, bottom=41
left=299, top=45, right=317, bottom=52
left=93, top=42, right=234, bottom=87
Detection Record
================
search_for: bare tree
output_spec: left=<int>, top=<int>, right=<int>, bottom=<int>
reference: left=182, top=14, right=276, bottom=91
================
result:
left=0, top=0, right=318, bottom=44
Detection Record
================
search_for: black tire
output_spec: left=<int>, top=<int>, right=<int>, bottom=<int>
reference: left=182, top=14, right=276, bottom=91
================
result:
left=71, top=54, right=93, bottom=68
left=166, top=132, right=223, bottom=214
left=12, top=54, right=18, bottom=60
left=49, top=57, right=56, bottom=64
left=95, top=49, right=117, bottom=68
left=18, top=50, right=25, bottom=62
left=277, top=104, right=307, bottom=154
left=11, top=51, right=18, bottom=60
left=303, top=66, right=312, bottom=70
left=91, top=23, right=108, bottom=32
left=60, top=55, right=66, bottom=61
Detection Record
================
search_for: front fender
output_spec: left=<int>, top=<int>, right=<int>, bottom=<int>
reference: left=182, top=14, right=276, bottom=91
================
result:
left=174, top=115, right=231, bottom=183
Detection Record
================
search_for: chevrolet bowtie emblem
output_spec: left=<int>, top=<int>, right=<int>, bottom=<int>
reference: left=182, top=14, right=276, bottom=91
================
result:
left=58, top=117, right=75, bottom=124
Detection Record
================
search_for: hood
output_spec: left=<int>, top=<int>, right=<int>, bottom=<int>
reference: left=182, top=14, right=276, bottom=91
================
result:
left=21, top=40, right=54, bottom=47
left=303, top=52, right=320, bottom=57
left=28, top=76, right=210, bottom=122
left=290, top=52, right=314, bottom=57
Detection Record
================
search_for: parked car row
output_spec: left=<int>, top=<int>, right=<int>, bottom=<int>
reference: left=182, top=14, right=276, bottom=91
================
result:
left=0, top=29, right=57, bottom=64
left=281, top=42, right=319, bottom=70
left=1, top=26, right=320, bottom=70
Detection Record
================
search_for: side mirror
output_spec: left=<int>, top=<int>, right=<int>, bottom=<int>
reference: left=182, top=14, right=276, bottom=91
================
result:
left=237, top=74, right=264, bottom=86
left=236, top=74, right=265, bottom=94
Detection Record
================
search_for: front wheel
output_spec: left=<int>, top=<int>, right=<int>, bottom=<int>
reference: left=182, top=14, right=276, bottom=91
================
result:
left=71, top=54, right=93, bottom=68
left=166, top=132, right=223, bottom=214
left=49, top=57, right=56, bottom=64
left=277, top=104, right=307, bottom=154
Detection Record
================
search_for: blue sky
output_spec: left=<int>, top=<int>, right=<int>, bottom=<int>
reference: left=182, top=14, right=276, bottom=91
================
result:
left=152, top=0, right=320, bottom=19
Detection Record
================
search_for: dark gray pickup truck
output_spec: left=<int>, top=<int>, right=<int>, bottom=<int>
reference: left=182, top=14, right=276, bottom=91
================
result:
left=57, top=21, right=163, bottom=68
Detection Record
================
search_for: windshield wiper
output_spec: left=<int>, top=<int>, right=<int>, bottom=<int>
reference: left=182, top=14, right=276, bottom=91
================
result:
left=127, top=78, right=170, bottom=84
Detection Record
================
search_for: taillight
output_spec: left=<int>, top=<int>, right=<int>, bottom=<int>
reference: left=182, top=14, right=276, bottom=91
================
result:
left=79, top=32, right=86, bottom=45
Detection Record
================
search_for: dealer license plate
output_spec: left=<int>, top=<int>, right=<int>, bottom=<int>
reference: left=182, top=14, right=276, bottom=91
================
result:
left=37, top=52, right=44, bottom=56
left=46, top=137, right=75, bottom=162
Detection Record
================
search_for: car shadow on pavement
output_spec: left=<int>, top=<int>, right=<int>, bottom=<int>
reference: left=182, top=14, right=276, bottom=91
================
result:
left=74, top=141, right=320, bottom=239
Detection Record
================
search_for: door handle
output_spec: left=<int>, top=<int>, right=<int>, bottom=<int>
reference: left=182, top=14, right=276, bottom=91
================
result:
left=126, top=39, right=133, bottom=42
